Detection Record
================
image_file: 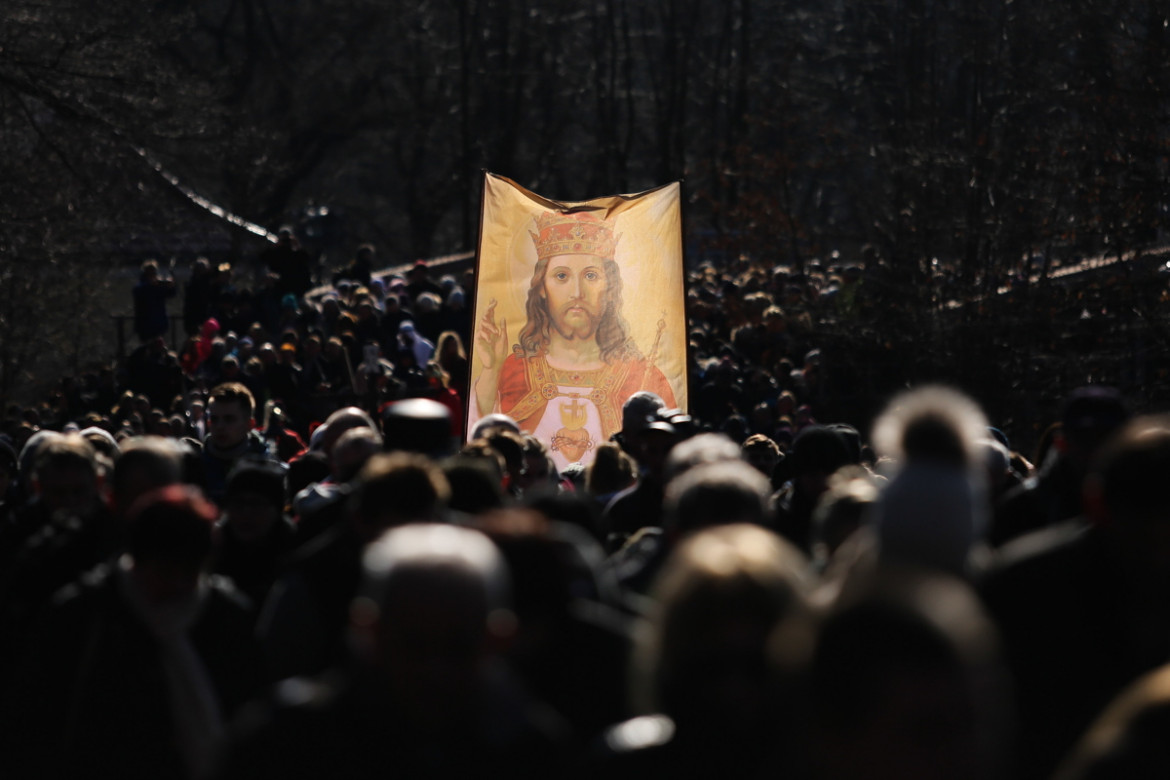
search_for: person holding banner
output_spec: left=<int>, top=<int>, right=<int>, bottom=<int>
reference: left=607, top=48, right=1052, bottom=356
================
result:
left=474, top=211, right=676, bottom=468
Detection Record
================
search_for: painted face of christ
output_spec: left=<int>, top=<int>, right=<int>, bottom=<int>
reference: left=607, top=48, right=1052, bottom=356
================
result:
left=541, top=253, right=608, bottom=341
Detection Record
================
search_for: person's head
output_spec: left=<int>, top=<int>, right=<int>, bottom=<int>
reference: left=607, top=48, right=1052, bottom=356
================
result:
left=396, top=321, right=417, bottom=348
left=469, top=413, right=520, bottom=442
left=207, top=383, right=255, bottom=450
left=764, top=305, right=788, bottom=333
left=288, top=450, right=330, bottom=498
left=518, top=211, right=635, bottom=362
left=1056, top=664, right=1170, bottom=780
left=585, top=441, right=638, bottom=496
left=664, top=460, right=773, bottom=538
left=870, top=387, right=990, bottom=574
left=79, top=426, right=121, bottom=463
left=776, top=390, right=797, bottom=417
left=516, top=434, right=555, bottom=495
left=110, top=437, right=184, bottom=518
left=125, top=485, right=217, bottom=605
left=1059, top=386, right=1130, bottom=472
left=811, top=465, right=880, bottom=565
left=474, top=506, right=609, bottom=658
left=789, top=426, right=853, bottom=500
left=743, top=433, right=782, bottom=479
left=220, top=355, right=241, bottom=380
left=332, top=427, right=384, bottom=483
left=828, top=423, right=864, bottom=465
left=633, top=524, right=812, bottom=737
left=350, top=523, right=512, bottom=729
left=443, top=454, right=507, bottom=516
left=664, top=432, right=743, bottom=484
left=382, top=398, right=455, bottom=458
left=223, top=460, right=286, bottom=542
left=810, top=572, right=1006, bottom=780
left=356, top=298, right=377, bottom=320
left=356, top=243, right=377, bottom=265
left=1085, top=415, right=1170, bottom=573
left=617, top=390, right=666, bottom=445
left=32, top=434, right=102, bottom=517
left=871, top=386, right=988, bottom=473
left=437, top=331, right=465, bottom=361
left=349, top=452, right=451, bottom=539
left=415, top=291, right=441, bottom=314
left=446, top=287, right=465, bottom=311
left=636, top=419, right=680, bottom=483
left=277, top=341, right=296, bottom=364
left=484, top=429, right=526, bottom=491
left=316, top=406, right=377, bottom=456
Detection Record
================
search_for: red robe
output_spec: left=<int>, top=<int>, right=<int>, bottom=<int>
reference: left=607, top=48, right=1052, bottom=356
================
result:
left=496, top=351, right=676, bottom=443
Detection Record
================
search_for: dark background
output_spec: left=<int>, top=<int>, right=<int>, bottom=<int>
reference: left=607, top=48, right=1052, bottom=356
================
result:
left=3, top=0, right=1169, bottom=449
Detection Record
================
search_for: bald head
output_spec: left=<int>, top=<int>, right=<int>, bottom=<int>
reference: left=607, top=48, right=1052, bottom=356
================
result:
left=318, top=407, right=377, bottom=456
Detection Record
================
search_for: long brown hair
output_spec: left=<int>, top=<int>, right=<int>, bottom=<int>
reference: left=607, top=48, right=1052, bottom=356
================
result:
left=437, top=330, right=466, bottom=362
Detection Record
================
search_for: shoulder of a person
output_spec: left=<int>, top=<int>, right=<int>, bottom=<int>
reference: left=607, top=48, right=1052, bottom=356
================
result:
left=595, top=714, right=677, bottom=760
left=997, top=473, right=1043, bottom=506
left=602, top=482, right=641, bottom=515
left=996, top=519, right=1087, bottom=563
left=285, top=524, right=352, bottom=573
left=246, top=430, right=272, bottom=452
left=217, top=675, right=344, bottom=775
left=50, top=561, right=118, bottom=610
left=609, top=527, right=664, bottom=565
left=204, top=573, right=257, bottom=614
left=980, top=520, right=1091, bottom=597
left=498, top=351, right=531, bottom=379
left=267, top=674, right=341, bottom=714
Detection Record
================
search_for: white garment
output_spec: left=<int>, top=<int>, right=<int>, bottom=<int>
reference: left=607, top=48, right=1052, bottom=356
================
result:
left=529, top=386, right=605, bottom=472
left=410, top=335, right=435, bottom=367
left=875, top=462, right=987, bottom=575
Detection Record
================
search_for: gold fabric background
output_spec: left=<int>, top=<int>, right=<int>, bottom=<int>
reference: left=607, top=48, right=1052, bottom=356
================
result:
left=467, top=173, right=688, bottom=457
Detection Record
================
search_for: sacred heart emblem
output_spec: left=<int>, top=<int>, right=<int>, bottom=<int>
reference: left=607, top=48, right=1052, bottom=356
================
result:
left=552, top=399, right=594, bottom=463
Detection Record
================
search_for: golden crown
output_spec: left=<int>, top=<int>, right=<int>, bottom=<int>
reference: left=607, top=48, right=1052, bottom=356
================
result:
left=529, top=211, right=620, bottom=261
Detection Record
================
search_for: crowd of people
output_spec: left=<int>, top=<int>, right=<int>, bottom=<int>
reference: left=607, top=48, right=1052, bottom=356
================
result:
left=1, top=233, right=1169, bottom=780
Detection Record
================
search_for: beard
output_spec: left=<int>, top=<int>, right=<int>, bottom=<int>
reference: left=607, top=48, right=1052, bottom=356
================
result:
left=550, top=302, right=602, bottom=340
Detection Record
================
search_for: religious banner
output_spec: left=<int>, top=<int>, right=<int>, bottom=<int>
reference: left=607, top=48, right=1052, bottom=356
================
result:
left=467, top=172, right=688, bottom=470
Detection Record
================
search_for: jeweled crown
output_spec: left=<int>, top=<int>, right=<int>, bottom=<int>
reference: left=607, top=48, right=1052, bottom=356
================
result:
left=529, top=212, right=620, bottom=261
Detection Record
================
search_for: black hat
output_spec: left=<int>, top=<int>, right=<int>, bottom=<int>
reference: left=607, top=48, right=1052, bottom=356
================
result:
left=382, top=398, right=455, bottom=458
left=1061, top=386, right=1129, bottom=444
left=791, top=426, right=851, bottom=476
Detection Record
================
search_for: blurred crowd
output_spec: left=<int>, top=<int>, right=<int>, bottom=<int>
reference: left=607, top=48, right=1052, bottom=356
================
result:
left=1, top=233, right=1169, bottom=780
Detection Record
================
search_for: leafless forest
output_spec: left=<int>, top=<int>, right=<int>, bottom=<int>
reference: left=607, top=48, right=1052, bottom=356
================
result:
left=3, top=1, right=1169, bottom=431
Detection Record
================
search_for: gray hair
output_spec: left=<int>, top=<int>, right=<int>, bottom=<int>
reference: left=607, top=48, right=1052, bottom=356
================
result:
left=361, top=523, right=510, bottom=613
